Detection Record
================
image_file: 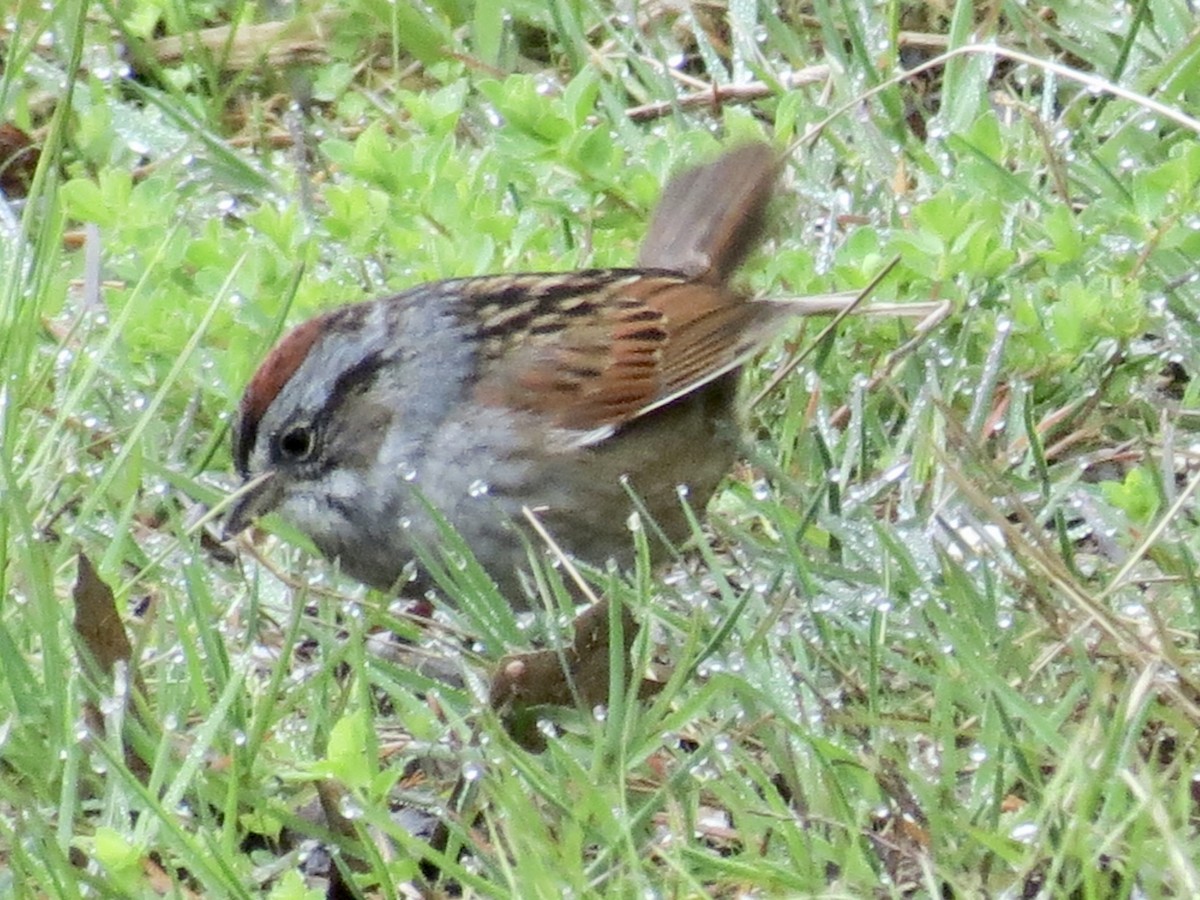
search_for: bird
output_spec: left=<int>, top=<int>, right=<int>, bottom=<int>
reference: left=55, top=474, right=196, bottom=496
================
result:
left=225, top=143, right=851, bottom=610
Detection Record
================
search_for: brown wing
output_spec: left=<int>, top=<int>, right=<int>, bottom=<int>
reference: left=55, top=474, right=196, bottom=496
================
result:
left=470, top=272, right=785, bottom=436
left=468, top=143, right=785, bottom=439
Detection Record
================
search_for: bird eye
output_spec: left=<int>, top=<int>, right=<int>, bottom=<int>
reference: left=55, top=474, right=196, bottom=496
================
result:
left=277, top=424, right=315, bottom=462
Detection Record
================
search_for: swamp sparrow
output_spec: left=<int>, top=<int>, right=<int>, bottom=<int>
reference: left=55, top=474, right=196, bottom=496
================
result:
left=227, top=143, right=846, bottom=606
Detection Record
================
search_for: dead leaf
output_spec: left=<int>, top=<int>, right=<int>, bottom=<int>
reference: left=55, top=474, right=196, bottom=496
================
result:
left=72, top=552, right=151, bottom=782
left=0, top=123, right=39, bottom=197
left=72, top=552, right=133, bottom=677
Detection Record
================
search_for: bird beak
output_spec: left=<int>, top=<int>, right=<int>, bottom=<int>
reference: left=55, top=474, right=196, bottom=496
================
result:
left=223, top=470, right=283, bottom=539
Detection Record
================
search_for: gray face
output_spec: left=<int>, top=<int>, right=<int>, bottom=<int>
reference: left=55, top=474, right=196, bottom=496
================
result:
left=228, top=290, right=484, bottom=590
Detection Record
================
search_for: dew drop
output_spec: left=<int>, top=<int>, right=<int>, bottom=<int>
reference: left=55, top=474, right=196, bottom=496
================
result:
left=1010, top=822, right=1038, bottom=842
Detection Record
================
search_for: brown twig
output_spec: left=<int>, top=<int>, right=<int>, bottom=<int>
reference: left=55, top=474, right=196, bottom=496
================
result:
left=626, top=65, right=832, bottom=122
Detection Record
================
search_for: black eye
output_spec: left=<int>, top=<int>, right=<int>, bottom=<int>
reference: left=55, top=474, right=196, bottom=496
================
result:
left=277, top=424, right=315, bottom=462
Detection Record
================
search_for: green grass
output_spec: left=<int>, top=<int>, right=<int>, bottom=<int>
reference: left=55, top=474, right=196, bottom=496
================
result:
left=3, top=0, right=1200, bottom=896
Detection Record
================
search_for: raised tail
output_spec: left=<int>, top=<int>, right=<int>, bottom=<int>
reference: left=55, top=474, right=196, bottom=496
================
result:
left=637, top=143, right=781, bottom=286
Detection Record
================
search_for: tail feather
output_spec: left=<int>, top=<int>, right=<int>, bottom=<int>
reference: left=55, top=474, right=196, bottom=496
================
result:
left=637, top=143, right=781, bottom=286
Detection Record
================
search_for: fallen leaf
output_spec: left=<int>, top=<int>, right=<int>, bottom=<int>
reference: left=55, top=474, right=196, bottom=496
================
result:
left=72, top=552, right=133, bottom=677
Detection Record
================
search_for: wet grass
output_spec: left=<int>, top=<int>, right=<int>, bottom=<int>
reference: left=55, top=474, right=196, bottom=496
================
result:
left=2, top=0, right=1200, bottom=895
